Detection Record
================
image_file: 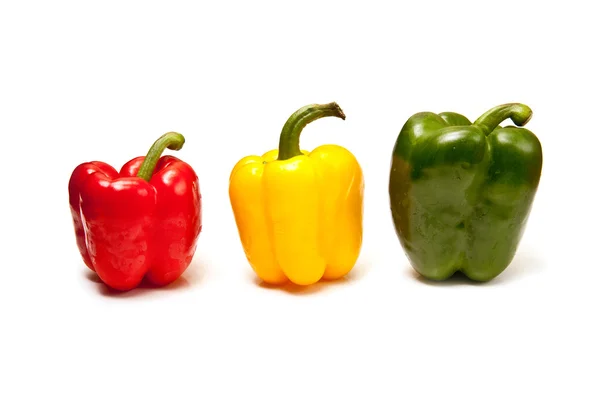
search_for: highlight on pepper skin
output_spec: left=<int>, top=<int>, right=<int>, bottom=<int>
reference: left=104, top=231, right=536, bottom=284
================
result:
left=68, top=132, right=202, bottom=291
left=388, top=103, right=543, bottom=282
left=229, top=102, right=364, bottom=286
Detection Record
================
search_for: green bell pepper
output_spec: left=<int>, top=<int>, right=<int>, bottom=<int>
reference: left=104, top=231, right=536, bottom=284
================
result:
left=389, top=103, right=543, bottom=281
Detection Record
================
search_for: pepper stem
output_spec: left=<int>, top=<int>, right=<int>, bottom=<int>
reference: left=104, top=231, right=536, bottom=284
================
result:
left=473, top=103, right=533, bottom=136
left=277, top=102, right=346, bottom=161
left=137, top=132, right=185, bottom=181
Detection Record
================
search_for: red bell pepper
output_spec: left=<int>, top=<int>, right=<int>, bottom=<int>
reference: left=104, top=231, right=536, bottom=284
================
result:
left=69, top=132, right=202, bottom=291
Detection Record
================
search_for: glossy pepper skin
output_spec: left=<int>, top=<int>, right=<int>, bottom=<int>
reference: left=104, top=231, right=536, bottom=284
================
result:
left=69, top=132, right=202, bottom=291
left=389, top=103, right=542, bottom=282
left=229, top=102, right=364, bottom=286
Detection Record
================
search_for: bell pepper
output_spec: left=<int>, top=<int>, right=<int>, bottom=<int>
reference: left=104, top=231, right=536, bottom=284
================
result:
left=69, top=132, right=202, bottom=291
left=389, top=103, right=543, bottom=281
left=229, top=102, right=364, bottom=286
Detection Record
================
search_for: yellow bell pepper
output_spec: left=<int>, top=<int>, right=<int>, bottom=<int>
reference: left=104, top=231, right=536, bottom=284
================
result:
left=229, top=102, right=364, bottom=286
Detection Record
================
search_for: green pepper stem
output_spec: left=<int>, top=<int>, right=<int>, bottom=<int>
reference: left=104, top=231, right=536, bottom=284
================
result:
left=473, top=103, right=533, bottom=136
left=137, top=132, right=185, bottom=181
left=277, top=102, right=346, bottom=161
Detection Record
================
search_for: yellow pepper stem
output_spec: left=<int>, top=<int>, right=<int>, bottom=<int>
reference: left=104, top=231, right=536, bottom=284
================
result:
left=277, top=102, right=346, bottom=161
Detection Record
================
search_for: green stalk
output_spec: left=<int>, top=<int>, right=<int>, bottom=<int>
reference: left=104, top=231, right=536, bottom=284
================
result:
left=277, top=102, right=346, bottom=161
left=137, top=132, right=185, bottom=181
left=474, top=103, right=533, bottom=136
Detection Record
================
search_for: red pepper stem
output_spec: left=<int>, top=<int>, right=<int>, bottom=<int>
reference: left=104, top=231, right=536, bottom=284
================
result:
left=137, top=132, right=185, bottom=181
left=473, top=103, right=533, bottom=136
left=277, top=102, right=346, bottom=161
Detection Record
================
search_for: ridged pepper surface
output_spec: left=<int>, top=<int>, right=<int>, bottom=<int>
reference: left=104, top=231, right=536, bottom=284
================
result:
left=389, top=103, right=543, bottom=281
left=229, top=102, right=364, bottom=286
left=69, top=132, right=202, bottom=291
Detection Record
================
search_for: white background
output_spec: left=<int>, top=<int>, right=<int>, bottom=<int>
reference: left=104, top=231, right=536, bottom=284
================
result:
left=1, top=1, right=599, bottom=399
